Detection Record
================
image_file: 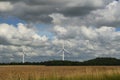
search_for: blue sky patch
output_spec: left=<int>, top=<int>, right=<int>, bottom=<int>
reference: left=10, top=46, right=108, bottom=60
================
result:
left=116, top=27, right=120, bottom=31
left=36, top=23, right=54, bottom=40
left=0, top=16, right=25, bottom=26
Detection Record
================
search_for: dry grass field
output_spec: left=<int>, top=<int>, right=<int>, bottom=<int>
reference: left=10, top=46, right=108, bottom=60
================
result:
left=0, top=66, right=120, bottom=80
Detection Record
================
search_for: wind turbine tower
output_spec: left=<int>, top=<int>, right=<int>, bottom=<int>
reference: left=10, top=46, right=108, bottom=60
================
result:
left=62, top=41, right=65, bottom=61
left=57, top=41, right=71, bottom=61
left=22, top=49, right=25, bottom=63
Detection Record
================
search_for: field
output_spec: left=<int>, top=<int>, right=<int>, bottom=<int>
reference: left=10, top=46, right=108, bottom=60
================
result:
left=0, top=66, right=120, bottom=80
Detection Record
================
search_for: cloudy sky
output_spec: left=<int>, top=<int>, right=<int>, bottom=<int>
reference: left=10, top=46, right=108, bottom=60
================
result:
left=0, top=0, right=120, bottom=62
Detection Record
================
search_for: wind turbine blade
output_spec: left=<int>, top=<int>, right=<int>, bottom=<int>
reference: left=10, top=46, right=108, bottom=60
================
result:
left=56, top=50, right=63, bottom=54
left=64, top=49, right=72, bottom=54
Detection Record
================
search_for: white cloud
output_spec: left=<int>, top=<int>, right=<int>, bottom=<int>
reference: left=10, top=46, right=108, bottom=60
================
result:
left=66, top=0, right=104, bottom=7
left=1, top=22, right=120, bottom=62
left=84, top=0, right=120, bottom=26
left=80, top=26, right=97, bottom=39
left=48, top=1, right=120, bottom=27
left=0, top=23, right=48, bottom=46
left=0, top=2, right=13, bottom=11
left=51, top=21, right=120, bottom=59
left=49, top=13, right=67, bottom=25
left=54, top=25, right=67, bottom=35
left=106, top=1, right=118, bottom=9
left=0, top=23, right=51, bottom=62
left=47, top=9, right=120, bottom=60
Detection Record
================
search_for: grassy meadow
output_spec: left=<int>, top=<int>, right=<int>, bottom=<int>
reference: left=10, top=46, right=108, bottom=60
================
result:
left=0, top=66, right=120, bottom=80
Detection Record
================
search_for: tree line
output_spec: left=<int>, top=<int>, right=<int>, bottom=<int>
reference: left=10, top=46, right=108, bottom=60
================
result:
left=0, top=57, right=120, bottom=66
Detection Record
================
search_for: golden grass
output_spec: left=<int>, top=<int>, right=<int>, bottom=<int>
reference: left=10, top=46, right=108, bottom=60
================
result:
left=0, top=66, right=120, bottom=80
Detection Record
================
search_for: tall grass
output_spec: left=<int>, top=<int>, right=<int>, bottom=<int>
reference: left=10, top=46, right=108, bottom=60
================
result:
left=0, top=66, right=120, bottom=80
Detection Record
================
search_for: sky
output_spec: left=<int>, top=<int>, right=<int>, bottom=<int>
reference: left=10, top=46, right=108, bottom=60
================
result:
left=0, top=0, right=120, bottom=62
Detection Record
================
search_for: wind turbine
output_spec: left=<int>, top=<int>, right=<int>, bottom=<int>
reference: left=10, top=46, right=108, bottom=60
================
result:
left=21, top=46, right=35, bottom=63
left=22, top=49, right=25, bottom=63
left=57, top=40, right=71, bottom=61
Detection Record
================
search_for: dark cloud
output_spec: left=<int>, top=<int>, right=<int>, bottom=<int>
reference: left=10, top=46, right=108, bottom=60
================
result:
left=0, top=36, right=11, bottom=45
left=59, top=7, right=96, bottom=17
left=0, top=0, right=112, bottom=23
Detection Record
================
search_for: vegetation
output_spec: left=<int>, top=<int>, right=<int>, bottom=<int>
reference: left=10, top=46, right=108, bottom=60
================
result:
left=0, top=66, right=120, bottom=80
left=83, top=57, right=120, bottom=66
left=41, top=57, right=120, bottom=66
left=0, top=57, right=120, bottom=66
